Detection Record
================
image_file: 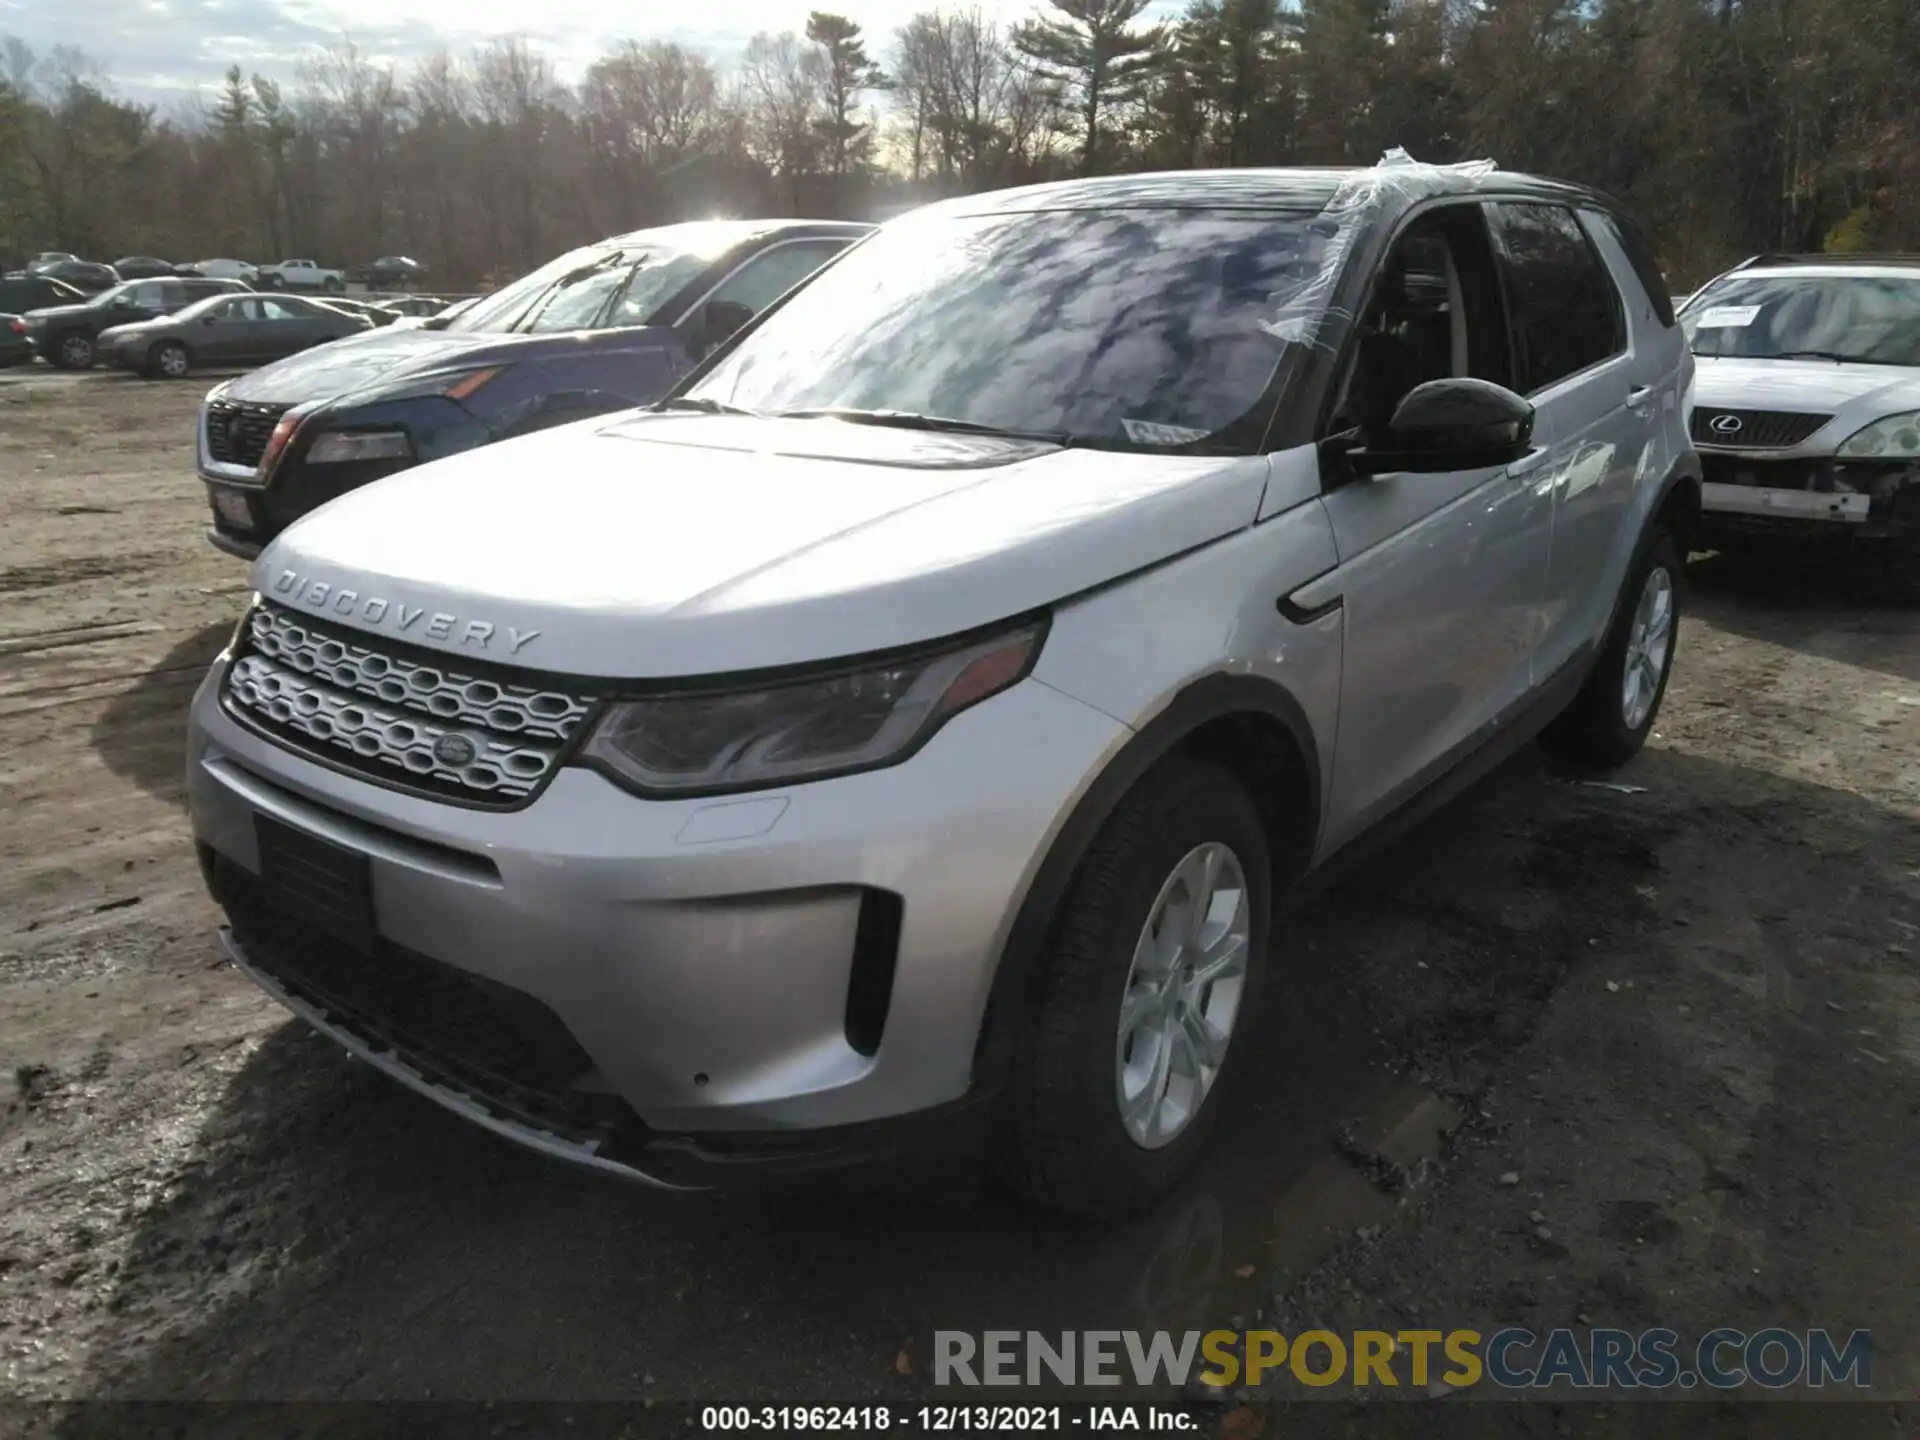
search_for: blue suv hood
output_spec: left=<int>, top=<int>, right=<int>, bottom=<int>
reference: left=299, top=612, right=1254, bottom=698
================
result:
left=217, top=324, right=681, bottom=405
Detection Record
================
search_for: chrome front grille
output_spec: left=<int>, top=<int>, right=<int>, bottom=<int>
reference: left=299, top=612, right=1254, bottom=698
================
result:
left=223, top=605, right=596, bottom=805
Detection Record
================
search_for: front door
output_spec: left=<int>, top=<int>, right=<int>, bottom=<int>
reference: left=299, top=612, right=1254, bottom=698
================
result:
left=1307, top=202, right=1557, bottom=858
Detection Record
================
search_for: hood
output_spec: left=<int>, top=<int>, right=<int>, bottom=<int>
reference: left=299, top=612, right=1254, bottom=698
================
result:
left=1693, top=356, right=1920, bottom=418
left=22, top=301, right=96, bottom=325
left=254, top=414, right=1274, bottom=678
left=218, top=324, right=682, bottom=405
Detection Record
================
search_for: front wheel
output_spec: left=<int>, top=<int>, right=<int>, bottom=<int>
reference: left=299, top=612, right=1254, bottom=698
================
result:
left=1541, top=525, right=1682, bottom=768
left=996, top=757, right=1271, bottom=1217
left=149, top=341, right=190, bottom=380
left=51, top=332, right=95, bottom=370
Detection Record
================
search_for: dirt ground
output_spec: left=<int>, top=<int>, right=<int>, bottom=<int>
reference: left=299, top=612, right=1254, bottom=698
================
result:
left=0, top=373, right=1915, bottom=1425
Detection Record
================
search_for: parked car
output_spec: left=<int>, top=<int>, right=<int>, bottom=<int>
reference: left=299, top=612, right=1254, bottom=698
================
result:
left=1681, top=252, right=1920, bottom=593
left=21, top=276, right=251, bottom=369
left=0, top=315, right=30, bottom=367
left=257, top=258, right=347, bottom=293
left=31, top=258, right=120, bottom=292
left=100, top=292, right=371, bottom=379
left=0, top=272, right=86, bottom=315
left=197, top=218, right=870, bottom=558
left=181, top=258, right=260, bottom=285
left=25, top=252, right=78, bottom=272
left=313, top=296, right=401, bottom=328
left=356, top=255, right=426, bottom=289
left=186, top=163, right=1698, bottom=1214
left=113, top=256, right=177, bottom=280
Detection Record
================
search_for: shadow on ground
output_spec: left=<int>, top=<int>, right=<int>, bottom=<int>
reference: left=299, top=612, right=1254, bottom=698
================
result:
left=89, top=622, right=229, bottom=804
left=1689, top=552, right=1920, bottom=683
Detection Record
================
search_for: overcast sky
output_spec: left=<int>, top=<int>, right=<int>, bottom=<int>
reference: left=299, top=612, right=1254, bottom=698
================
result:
left=0, top=0, right=1178, bottom=111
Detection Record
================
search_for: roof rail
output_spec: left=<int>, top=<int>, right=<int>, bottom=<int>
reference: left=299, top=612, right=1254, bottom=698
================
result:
left=1738, top=252, right=1920, bottom=268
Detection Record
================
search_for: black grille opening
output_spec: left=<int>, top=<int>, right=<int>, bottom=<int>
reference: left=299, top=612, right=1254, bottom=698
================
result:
left=844, top=888, right=904, bottom=1058
left=208, top=851, right=637, bottom=1145
left=1691, top=408, right=1832, bottom=449
left=206, top=399, right=291, bottom=468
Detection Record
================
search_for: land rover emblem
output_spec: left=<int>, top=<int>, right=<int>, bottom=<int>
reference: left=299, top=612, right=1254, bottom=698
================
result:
left=433, top=733, right=479, bottom=767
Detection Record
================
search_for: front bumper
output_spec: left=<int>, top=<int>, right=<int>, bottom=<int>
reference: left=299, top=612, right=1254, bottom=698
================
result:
left=186, top=653, right=1125, bottom=1178
left=1697, top=449, right=1920, bottom=541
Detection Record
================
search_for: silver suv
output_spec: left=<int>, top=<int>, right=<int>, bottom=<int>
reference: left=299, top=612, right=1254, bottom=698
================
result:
left=187, top=159, right=1699, bottom=1216
left=1681, top=254, right=1920, bottom=595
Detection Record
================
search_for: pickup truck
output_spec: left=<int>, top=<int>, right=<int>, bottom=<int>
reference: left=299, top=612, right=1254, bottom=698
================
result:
left=257, top=259, right=347, bottom=293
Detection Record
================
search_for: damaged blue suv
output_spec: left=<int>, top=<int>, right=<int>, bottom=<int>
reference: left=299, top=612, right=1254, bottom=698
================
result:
left=197, top=219, right=870, bottom=558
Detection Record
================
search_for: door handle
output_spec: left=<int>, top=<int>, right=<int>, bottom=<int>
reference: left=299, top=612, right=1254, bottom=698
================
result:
left=1506, top=446, right=1550, bottom=478
left=1626, top=385, right=1655, bottom=410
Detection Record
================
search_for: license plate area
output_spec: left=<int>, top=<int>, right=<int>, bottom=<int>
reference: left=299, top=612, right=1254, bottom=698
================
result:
left=255, top=814, right=375, bottom=952
left=1701, top=482, right=1870, bottom=523
left=209, top=485, right=254, bottom=531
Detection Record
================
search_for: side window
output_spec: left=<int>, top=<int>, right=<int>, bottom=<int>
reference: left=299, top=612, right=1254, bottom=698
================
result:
left=1328, top=205, right=1512, bottom=436
left=1588, top=208, right=1676, bottom=328
left=158, top=281, right=188, bottom=309
left=1485, top=202, right=1626, bottom=393
left=259, top=298, right=308, bottom=321
left=705, top=241, right=849, bottom=318
left=125, top=282, right=164, bottom=310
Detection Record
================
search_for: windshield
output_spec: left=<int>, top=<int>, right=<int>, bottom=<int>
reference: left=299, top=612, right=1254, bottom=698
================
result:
left=446, top=243, right=714, bottom=336
left=687, top=208, right=1340, bottom=451
left=1684, top=274, right=1920, bottom=365
left=87, top=281, right=138, bottom=309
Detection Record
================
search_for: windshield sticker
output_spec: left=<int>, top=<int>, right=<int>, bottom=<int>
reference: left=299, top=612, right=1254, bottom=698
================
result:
left=1122, top=418, right=1211, bottom=446
left=1694, top=304, right=1762, bottom=329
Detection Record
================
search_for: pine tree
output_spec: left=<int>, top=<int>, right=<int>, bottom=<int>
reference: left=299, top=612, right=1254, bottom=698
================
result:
left=1013, top=0, right=1162, bottom=174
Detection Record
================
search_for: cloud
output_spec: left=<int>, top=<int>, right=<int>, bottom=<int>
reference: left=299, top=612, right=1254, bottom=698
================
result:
left=0, top=0, right=1176, bottom=109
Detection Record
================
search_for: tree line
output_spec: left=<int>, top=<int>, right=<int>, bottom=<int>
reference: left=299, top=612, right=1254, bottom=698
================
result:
left=2, top=0, right=1915, bottom=290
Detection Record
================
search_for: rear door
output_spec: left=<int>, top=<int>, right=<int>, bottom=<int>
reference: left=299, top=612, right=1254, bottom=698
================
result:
left=197, top=297, right=262, bottom=363
left=1482, top=201, right=1644, bottom=680
left=255, top=296, right=327, bottom=357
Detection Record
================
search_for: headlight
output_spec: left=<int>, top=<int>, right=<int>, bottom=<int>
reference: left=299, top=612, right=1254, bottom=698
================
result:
left=582, top=621, right=1045, bottom=795
left=1837, top=411, right=1920, bottom=460
left=306, top=430, right=412, bottom=464
left=371, top=365, right=506, bottom=405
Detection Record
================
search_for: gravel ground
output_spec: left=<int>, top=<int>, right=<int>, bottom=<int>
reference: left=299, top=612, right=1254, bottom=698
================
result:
left=0, top=371, right=1915, bottom=1428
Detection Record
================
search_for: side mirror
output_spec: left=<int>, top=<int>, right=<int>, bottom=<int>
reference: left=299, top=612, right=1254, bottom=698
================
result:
left=688, top=299, right=754, bottom=358
left=1343, top=378, right=1536, bottom=477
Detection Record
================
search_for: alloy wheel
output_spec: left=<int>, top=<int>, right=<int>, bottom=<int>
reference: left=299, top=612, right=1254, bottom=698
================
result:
left=1115, top=841, right=1251, bottom=1150
left=1621, top=565, right=1675, bottom=731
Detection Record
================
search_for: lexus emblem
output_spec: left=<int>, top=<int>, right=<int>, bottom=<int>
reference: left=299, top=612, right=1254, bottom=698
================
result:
left=433, top=733, right=479, bottom=767
left=1708, top=414, right=1744, bottom=436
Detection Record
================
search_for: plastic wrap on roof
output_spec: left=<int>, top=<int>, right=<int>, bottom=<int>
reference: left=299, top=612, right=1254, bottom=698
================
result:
left=1256, top=148, right=1501, bottom=352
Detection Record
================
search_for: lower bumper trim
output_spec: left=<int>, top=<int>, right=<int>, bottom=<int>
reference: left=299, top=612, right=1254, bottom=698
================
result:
left=207, top=527, right=262, bottom=560
left=219, top=927, right=993, bottom=1190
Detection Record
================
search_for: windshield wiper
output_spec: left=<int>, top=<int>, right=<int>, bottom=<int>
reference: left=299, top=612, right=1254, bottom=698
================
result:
left=773, top=407, right=1070, bottom=445
left=653, top=396, right=762, bottom=417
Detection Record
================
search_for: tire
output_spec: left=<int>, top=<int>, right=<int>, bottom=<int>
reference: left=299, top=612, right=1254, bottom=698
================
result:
left=50, top=332, right=95, bottom=370
left=149, top=341, right=190, bottom=380
left=996, top=757, right=1272, bottom=1218
left=1541, top=525, right=1683, bottom=768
